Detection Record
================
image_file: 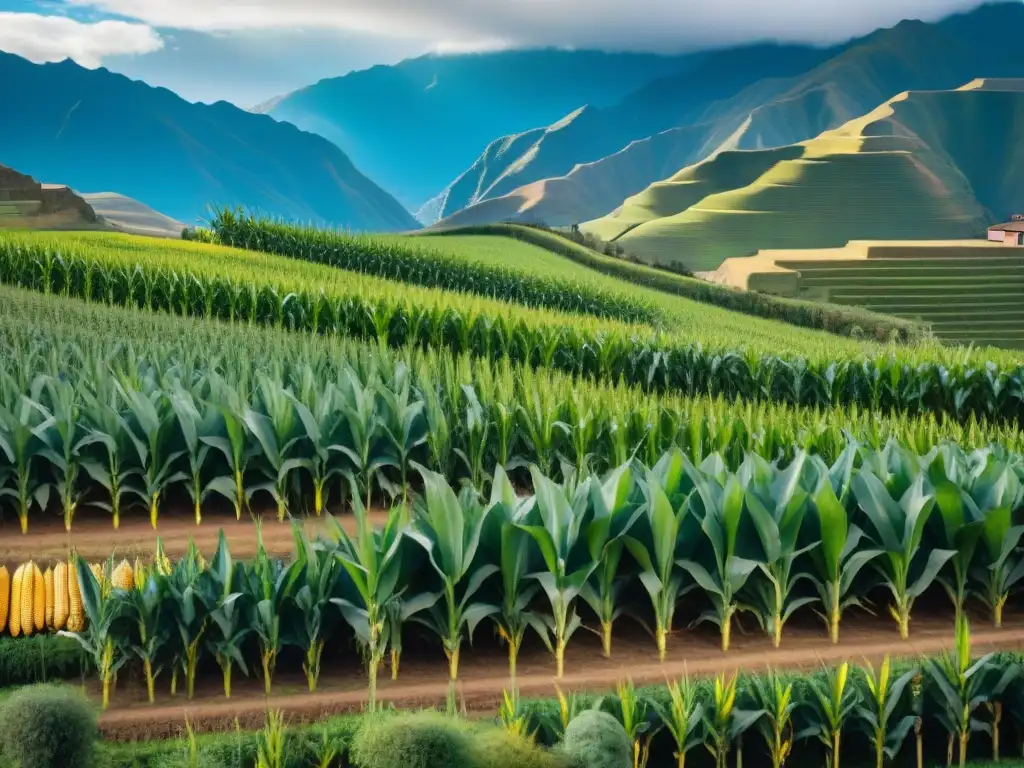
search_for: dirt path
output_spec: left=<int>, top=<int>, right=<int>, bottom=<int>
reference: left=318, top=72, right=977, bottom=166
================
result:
left=96, top=614, right=1024, bottom=740
left=0, top=507, right=390, bottom=563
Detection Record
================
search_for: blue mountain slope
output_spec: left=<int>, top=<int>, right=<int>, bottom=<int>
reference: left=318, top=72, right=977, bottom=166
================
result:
left=0, top=52, right=419, bottom=232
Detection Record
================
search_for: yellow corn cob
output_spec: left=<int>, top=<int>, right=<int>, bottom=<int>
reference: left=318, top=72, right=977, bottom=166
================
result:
left=43, top=567, right=54, bottom=629
left=53, top=561, right=70, bottom=631
left=0, top=566, right=8, bottom=634
left=66, top=559, right=84, bottom=633
left=20, top=562, right=35, bottom=637
left=89, top=562, right=103, bottom=584
left=154, top=538, right=172, bottom=576
left=112, top=559, right=134, bottom=591
left=9, top=565, right=23, bottom=637
left=32, top=562, right=44, bottom=632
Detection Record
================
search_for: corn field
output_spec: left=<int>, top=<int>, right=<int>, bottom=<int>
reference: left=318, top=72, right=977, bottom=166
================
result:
left=3, top=442, right=1024, bottom=732
left=2, top=232, right=1024, bottom=423
left=2, top=284, right=1024, bottom=533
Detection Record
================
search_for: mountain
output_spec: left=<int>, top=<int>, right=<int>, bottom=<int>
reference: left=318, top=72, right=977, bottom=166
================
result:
left=430, top=43, right=833, bottom=224
left=0, top=51, right=419, bottom=232
left=81, top=192, right=185, bottom=238
left=581, top=80, right=1024, bottom=272
left=434, top=1, right=1024, bottom=230
left=257, top=49, right=698, bottom=210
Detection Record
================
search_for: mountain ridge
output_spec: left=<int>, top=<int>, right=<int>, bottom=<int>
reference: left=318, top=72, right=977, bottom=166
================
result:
left=0, top=51, right=419, bottom=232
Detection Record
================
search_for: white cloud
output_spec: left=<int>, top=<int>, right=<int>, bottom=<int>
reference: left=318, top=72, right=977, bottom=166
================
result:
left=0, top=12, right=163, bottom=67
left=61, top=0, right=987, bottom=51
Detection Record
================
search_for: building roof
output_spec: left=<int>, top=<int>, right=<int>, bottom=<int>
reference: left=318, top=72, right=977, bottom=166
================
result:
left=988, top=221, right=1024, bottom=232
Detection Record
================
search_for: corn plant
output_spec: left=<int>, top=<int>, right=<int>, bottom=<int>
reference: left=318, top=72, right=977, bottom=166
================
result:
left=747, top=669, right=797, bottom=768
left=925, top=616, right=1018, bottom=768
left=650, top=672, right=704, bottom=768
left=407, top=464, right=497, bottom=712
left=808, top=451, right=882, bottom=643
left=678, top=456, right=760, bottom=651
left=626, top=453, right=699, bottom=660
left=483, top=465, right=545, bottom=686
left=285, top=384, right=346, bottom=516
left=125, top=566, right=169, bottom=703
left=28, top=375, right=91, bottom=530
left=855, top=656, right=917, bottom=768
left=702, top=672, right=763, bottom=768
left=329, top=495, right=410, bottom=711
left=0, top=380, right=47, bottom=534
left=78, top=386, right=142, bottom=529
left=117, top=381, right=186, bottom=528
left=60, top=555, right=128, bottom=709
left=852, top=471, right=955, bottom=639
left=203, top=531, right=250, bottom=698
left=969, top=458, right=1024, bottom=627
left=744, top=452, right=817, bottom=647
left=255, top=710, right=286, bottom=768
left=801, top=663, right=859, bottom=768
left=244, top=376, right=308, bottom=521
left=615, top=678, right=660, bottom=768
left=929, top=450, right=985, bottom=624
left=516, top=467, right=600, bottom=678
left=283, top=525, right=340, bottom=692
left=580, top=462, right=642, bottom=658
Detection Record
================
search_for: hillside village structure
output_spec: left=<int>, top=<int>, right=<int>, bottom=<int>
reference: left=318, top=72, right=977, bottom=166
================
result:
left=988, top=217, right=1024, bottom=245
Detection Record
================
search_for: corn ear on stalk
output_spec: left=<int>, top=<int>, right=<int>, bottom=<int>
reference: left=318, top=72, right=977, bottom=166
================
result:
left=31, top=562, right=44, bottom=633
left=67, top=559, right=84, bottom=633
left=20, top=562, right=35, bottom=637
left=0, top=566, right=8, bottom=634
left=9, top=565, right=22, bottom=637
left=133, top=557, right=147, bottom=591
left=53, top=561, right=70, bottom=631
left=154, top=537, right=172, bottom=576
left=112, top=559, right=134, bottom=591
left=43, top=567, right=54, bottom=629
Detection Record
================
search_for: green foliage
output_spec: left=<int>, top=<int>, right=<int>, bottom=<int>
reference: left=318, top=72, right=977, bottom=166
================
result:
left=429, top=222, right=927, bottom=343
left=211, top=208, right=661, bottom=326
left=0, top=683, right=97, bottom=768
left=0, top=635, right=89, bottom=688
left=349, top=711, right=475, bottom=768
left=4, top=231, right=1024, bottom=428
left=561, top=709, right=632, bottom=768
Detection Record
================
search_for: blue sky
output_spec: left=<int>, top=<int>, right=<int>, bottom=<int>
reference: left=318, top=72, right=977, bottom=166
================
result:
left=0, top=0, right=994, bottom=106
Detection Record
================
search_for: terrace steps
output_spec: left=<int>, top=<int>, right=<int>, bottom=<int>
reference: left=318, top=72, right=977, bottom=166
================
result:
left=713, top=240, right=1024, bottom=349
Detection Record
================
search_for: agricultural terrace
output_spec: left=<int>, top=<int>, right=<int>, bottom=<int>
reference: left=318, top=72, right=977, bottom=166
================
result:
left=3, top=230, right=1024, bottom=424
left=0, top=219, right=1023, bottom=768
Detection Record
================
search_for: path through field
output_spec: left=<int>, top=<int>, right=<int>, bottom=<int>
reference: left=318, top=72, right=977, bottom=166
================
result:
left=95, top=614, right=1024, bottom=740
left=0, top=506, right=390, bottom=562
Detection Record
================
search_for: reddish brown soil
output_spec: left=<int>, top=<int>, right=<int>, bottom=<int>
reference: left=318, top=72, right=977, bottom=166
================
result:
left=0, top=505, right=390, bottom=563
left=95, top=613, right=1024, bottom=741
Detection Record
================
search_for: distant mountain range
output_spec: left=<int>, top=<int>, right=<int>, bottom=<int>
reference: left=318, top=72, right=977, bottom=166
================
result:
left=3, top=2, right=1024, bottom=242
left=0, top=51, right=418, bottom=232
left=256, top=49, right=696, bottom=211
left=427, top=2, right=1024, bottom=231
left=583, top=78, right=1024, bottom=272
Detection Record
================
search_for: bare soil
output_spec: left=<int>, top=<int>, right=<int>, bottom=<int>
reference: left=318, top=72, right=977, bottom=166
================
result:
left=94, top=613, right=1024, bottom=741
left=0, top=505, right=390, bottom=563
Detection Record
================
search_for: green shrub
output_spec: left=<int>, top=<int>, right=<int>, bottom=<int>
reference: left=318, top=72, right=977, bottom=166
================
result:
left=0, top=684, right=96, bottom=768
left=350, top=712, right=474, bottom=768
left=470, top=727, right=570, bottom=768
left=561, top=710, right=631, bottom=768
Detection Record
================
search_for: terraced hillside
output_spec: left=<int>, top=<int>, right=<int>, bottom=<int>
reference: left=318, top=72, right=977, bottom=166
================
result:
left=712, top=240, right=1024, bottom=349
left=583, top=82, right=1024, bottom=271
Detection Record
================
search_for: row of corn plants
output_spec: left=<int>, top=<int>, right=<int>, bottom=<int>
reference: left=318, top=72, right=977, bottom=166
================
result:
left=9, top=442, right=1024, bottom=718
left=208, top=208, right=663, bottom=326
left=424, top=221, right=930, bottom=343
left=518, top=619, right=1020, bottom=768
left=2, top=232, right=1024, bottom=422
left=3, top=297, right=1024, bottom=532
